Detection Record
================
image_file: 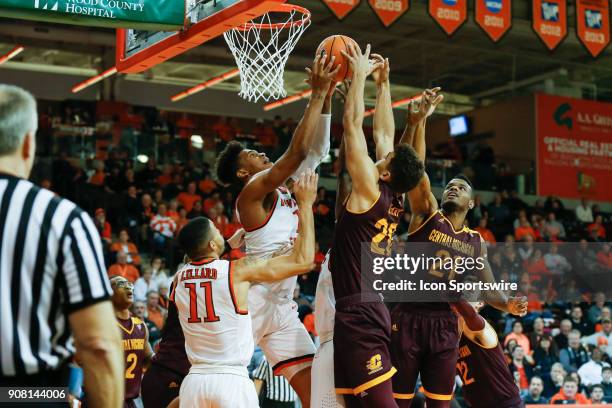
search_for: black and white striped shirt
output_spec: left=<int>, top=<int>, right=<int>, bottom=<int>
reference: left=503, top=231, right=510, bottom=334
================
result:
left=0, top=173, right=111, bottom=377
left=253, top=357, right=297, bottom=402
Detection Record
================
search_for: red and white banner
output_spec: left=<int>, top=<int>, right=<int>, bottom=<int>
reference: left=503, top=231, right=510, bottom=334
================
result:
left=321, top=0, right=361, bottom=20
left=575, top=0, right=610, bottom=57
left=368, top=0, right=409, bottom=27
left=428, top=0, right=467, bottom=36
left=475, top=0, right=512, bottom=42
left=532, top=0, right=567, bottom=51
left=536, top=94, right=612, bottom=202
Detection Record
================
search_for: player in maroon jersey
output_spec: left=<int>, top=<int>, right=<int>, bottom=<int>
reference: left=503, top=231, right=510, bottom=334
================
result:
left=454, top=301, right=524, bottom=408
left=330, top=43, right=425, bottom=408
left=111, top=276, right=154, bottom=408
left=141, top=280, right=190, bottom=408
left=389, top=91, right=527, bottom=407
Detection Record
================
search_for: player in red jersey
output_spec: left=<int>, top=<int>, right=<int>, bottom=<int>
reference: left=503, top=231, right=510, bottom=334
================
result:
left=389, top=91, right=527, bottom=408
left=453, top=301, right=524, bottom=408
left=110, top=276, right=154, bottom=408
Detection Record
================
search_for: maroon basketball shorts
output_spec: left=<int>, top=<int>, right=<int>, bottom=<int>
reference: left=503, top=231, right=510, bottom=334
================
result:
left=390, top=306, right=459, bottom=403
left=141, top=362, right=185, bottom=408
left=333, top=294, right=397, bottom=396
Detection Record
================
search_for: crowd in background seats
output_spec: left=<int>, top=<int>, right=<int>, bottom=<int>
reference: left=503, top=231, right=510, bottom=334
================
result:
left=33, top=99, right=612, bottom=406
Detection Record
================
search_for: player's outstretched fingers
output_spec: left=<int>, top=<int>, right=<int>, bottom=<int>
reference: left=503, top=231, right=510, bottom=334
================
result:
left=328, top=63, right=342, bottom=80
left=323, top=55, right=336, bottom=72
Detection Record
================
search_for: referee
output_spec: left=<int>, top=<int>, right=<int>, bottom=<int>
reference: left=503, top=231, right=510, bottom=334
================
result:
left=0, top=84, right=124, bottom=407
left=253, top=356, right=298, bottom=408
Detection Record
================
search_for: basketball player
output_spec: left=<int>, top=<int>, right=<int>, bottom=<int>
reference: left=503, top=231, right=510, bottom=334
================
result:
left=140, top=280, right=190, bottom=408
left=328, top=43, right=425, bottom=408
left=311, top=55, right=394, bottom=408
left=172, top=171, right=318, bottom=407
left=453, top=301, right=523, bottom=408
left=214, top=53, right=338, bottom=406
left=141, top=229, right=246, bottom=408
left=389, top=92, right=527, bottom=407
left=110, top=276, right=154, bottom=408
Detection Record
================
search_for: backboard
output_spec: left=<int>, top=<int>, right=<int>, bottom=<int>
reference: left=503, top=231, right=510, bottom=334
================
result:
left=116, top=0, right=287, bottom=74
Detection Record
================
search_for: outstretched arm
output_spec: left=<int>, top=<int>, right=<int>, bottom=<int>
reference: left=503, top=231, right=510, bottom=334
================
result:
left=404, top=90, right=443, bottom=232
left=335, top=136, right=351, bottom=221
left=235, top=171, right=318, bottom=283
left=371, top=55, right=394, bottom=160
left=290, top=89, right=333, bottom=180
left=341, top=44, right=381, bottom=212
left=477, top=240, right=528, bottom=316
left=241, top=55, right=339, bottom=201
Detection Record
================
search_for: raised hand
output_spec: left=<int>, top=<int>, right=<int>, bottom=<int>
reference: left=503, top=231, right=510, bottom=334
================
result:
left=370, top=53, right=389, bottom=86
left=407, top=87, right=444, bottom=125
left=507, top=296, right=528, bottom=317
left=341, top=43, right=371, bottom=79
left=293, top=169, right=319, bottom=207
left=306, top=52, right=342, bottom=95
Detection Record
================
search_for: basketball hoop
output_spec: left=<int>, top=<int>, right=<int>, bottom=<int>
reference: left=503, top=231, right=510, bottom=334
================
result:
left=223, top=3, right=311, bottom=103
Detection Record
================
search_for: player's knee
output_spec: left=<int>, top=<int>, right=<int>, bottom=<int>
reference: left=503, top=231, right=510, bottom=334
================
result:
left=289, top=365, right=312, bottom=394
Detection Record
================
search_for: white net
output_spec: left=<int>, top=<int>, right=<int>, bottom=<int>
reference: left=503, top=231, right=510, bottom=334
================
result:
left=223, top=7, right=311, bottom=103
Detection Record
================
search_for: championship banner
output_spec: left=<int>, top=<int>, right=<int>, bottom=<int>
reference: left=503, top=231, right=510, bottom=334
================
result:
left=428, top=0, right=468, bottom=36
left=321, top=0, right=361, bottom=20
left=532, top=0, right=567, bottom=51
left=536, top=93, right=612, bottom=202
left=368, top=0, right=409, bottom=27
left=0, top=0, right=184, bottom=30
left=475, top=0, right=512, bottom=42
left=575, top=0, right=610, bottom=57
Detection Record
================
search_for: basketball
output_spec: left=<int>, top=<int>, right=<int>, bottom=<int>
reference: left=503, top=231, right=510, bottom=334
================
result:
left=316, top=35, right=358, bottom=83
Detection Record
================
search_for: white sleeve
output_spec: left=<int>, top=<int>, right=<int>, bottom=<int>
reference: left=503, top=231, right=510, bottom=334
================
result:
left=289, top=114, right=331, bottom=180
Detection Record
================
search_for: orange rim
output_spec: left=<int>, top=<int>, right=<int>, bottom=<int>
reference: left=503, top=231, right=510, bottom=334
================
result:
left=235, top=3, right=311, bottom=31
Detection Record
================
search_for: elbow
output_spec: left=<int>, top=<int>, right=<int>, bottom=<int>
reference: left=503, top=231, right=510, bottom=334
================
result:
left=76, top=331, right=122, bottom=367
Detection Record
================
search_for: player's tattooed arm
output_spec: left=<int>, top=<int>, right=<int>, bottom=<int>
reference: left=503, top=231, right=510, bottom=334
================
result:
left=477, top=239, right=528, bottom=316
left=235, top=171, right=318, bottom=283
left=341, top=43, right=380, bottom=211
left=371, top=54, right=394, bottom=160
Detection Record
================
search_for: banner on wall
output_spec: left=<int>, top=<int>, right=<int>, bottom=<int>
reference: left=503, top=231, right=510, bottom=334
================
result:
left=536, top=94, right=612, bottom=202
left=428, top=0, right=468, bottom=36
left=532, top=0, right=567, bottom=51
left=321, top=0, right=361, bottom=20
left=576, top=0, right=610, bottom=57
left=368, top=0, right=409, bottom=27
left=475, top=0, right=512, bottom=42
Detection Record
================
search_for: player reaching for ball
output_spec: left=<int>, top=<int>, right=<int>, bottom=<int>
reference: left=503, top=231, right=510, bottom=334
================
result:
left=214, top=53, right=338, bottom=406
left=172, top=171, right=318, bottom=408
left=311, top=54, right=394, bottom=408
left=389, top=88, right=528, bottom=408
left=329, top=42, right=425, bottom=408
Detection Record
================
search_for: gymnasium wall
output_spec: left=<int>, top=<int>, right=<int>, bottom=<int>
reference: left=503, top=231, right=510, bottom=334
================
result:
left=425, top=94, right=536, bottom=169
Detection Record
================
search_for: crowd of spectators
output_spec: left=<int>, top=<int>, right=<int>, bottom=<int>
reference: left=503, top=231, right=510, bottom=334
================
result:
left=35, top=99, right=612, bottom=407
